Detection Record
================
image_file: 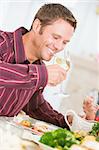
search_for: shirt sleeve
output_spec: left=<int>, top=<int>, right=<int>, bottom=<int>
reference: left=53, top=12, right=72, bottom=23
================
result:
left=0, top=62, right=48, bottom=89
left=0, top=30, right=48, bottom=90
left=23, top=89, right=70, bottom=129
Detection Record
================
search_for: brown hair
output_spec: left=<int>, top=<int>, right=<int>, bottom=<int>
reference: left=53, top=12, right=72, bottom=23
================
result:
left=31, top=3, right=77, bottom=31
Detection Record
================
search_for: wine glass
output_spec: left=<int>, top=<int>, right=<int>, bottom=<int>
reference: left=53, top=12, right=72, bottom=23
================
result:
left=53, top=50, right=71, bottom=96
left=80, top=89, right=99, bottom=119
left=54, top=56, right=70, bottom=71
left=84, top=89, right=99, bottom=106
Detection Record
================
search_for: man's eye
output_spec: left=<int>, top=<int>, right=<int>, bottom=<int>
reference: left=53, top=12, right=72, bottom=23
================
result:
left=54, top=36, right=58, bottom=40
left=63, top=42, right=67, bottom=45
left=63, top=41, right=68, bottom=45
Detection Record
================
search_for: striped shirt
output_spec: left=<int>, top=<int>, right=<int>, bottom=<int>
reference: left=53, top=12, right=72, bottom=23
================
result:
left=0, top=27, right=69, bottom=129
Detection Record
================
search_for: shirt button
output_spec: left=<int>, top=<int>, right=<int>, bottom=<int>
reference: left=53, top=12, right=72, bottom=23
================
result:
left=39, top=86, right=43, bottom=90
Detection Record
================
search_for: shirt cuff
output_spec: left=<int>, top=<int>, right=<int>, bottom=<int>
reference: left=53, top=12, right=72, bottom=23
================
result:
left=95, top=109, right=99, bottom=121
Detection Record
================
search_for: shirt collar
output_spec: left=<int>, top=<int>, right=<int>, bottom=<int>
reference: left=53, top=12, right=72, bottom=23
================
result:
left=14, top=27, right=28, bottom=63
left=14, top=27, right=44, bottom=65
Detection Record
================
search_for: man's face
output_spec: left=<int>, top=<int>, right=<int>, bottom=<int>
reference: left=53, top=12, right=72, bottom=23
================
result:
left=33, top=19, right=74, bottom=61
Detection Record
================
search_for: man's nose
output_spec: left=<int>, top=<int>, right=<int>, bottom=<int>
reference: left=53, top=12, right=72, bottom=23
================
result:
left=54, top=41, right=64, bottom=52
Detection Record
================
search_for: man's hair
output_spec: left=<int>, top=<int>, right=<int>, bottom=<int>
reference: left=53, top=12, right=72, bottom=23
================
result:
left=31, top=3, right=77, bottom=30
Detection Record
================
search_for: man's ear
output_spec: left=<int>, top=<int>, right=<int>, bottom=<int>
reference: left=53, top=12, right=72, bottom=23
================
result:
left=32, top=18, right=41, bottom=33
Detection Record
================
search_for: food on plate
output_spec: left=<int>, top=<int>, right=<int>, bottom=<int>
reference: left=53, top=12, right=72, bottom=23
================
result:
left=31, top=122, right=55, bottom=135
left=14, top=113, right=56, bottom=135
left=39, top=122, right=99, bottom=150
left=33, top=124, right=49, bottom=133
left=13, top=113, right=58, bottom=135
left=40, top=128, right=80, bottom=149
left=82, top=135, right=96, bottom=143
left=20, top=120, right=32, bottom=127
left=13, top=112, right=30, bottom=123
left=74, top=130, right=87, bottom=141
left=89, top=122, right=99, bottom=140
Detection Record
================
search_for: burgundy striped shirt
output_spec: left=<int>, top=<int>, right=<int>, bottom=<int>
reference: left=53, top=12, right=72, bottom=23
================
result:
left=0, top=27, right=69, bottom=129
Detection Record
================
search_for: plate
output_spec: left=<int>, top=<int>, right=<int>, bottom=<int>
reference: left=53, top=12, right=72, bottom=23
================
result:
left=13, top=114, right=59, bottom=136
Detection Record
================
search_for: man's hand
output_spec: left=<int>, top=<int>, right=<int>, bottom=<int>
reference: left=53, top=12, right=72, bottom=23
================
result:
left=46, top=64, right=67, bottom=86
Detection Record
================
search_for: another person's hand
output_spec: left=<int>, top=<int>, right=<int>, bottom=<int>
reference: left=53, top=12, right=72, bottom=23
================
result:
left=46, top=64, right=67, bottom=86
left=83, top=96, right=98, bottom=120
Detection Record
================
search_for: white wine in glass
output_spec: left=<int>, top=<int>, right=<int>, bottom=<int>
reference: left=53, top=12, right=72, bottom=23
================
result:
left=55, top=56, right=70, bottom=71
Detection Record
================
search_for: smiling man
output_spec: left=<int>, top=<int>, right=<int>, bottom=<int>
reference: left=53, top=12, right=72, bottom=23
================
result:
left=0, top=3, right=77, bottom=129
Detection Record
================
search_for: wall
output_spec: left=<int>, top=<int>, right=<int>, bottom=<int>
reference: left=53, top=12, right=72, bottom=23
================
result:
left=59, top=54, right=99, bottom=114
left=0, top=0, right=98, bottom=112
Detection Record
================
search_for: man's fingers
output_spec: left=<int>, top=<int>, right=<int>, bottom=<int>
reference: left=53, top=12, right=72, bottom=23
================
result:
left=46, top=64, right=67, bottom=86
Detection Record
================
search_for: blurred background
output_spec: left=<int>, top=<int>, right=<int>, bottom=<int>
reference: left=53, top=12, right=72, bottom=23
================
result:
left=0, top=0, right=99, bottom=114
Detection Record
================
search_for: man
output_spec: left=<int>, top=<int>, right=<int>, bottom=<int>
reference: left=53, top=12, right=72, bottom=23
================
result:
left=0, top=3, right=77, bottom=129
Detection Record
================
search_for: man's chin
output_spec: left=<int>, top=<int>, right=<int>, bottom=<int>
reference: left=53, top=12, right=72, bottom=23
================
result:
left=44, top=58, right=51, bottom=62
left=43, top=56, right=53, bottom=61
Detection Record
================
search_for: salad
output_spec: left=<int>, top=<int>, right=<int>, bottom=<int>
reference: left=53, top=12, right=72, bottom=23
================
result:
left=39, top=122, right=99, bottom=150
